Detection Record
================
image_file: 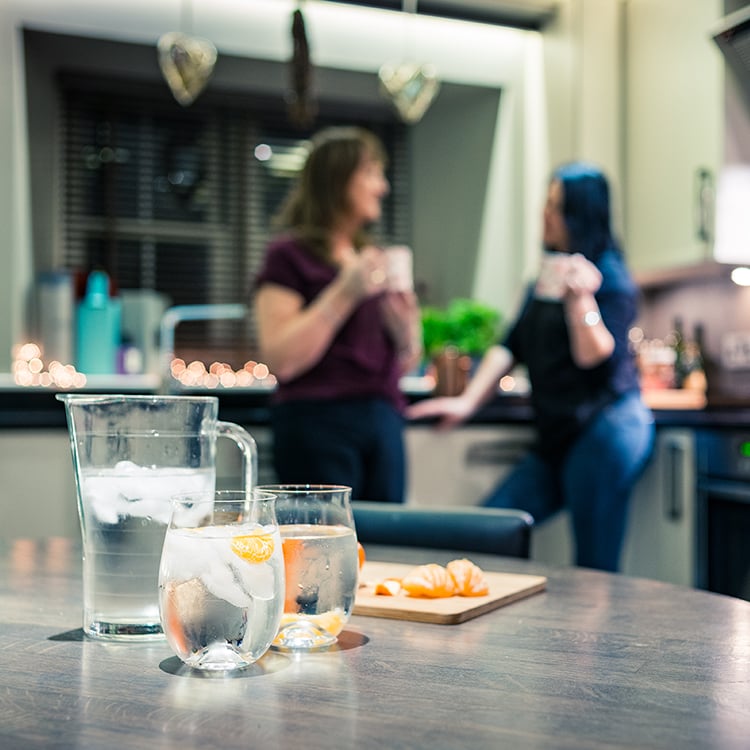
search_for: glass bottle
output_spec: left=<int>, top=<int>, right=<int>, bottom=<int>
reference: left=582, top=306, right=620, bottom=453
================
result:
left=671, top=317, right=688, bottom=389
left=683, top=323, right=708, bottom=394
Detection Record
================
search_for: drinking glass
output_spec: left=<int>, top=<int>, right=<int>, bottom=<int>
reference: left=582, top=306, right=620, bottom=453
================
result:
left=258, top=484, right=358, bottom=650
left=159, top=490, right=284, bottom=671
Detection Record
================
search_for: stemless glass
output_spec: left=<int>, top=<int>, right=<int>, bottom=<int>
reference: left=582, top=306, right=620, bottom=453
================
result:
left=158, top=489, right=284, bottom=671
left=258, top=484, right=358, bottom=651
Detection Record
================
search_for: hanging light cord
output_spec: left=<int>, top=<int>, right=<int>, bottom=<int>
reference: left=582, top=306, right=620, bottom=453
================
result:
left=180, top=0, right=193, bottom=35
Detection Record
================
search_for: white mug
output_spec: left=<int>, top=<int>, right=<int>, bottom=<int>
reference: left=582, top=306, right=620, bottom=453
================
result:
left=384, top=245, right=414, bottom=292
left=535, top=251, right=571, bottom=301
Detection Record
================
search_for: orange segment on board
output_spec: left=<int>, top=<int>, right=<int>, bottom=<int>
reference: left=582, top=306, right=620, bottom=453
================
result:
left=446, top=558, right=490, bottom=597
left=367, top=559, right=491, bottom=599
left=358, top=542, right=366, bottom=570
left=374, top=578, right=402, bottom=596
left=231, top=532, right=275, bottom=564
left=400, top=563, right=458, bottom=599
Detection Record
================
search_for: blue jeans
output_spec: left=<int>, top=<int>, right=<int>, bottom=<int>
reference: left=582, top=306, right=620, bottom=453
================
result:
left=271, top=398, right=406, bottom=503
left=483, top=391, right=655, bottom=571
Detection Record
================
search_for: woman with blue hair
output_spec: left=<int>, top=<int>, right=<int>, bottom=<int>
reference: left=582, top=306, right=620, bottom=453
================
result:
left=408, top=162, right=654, bottom=572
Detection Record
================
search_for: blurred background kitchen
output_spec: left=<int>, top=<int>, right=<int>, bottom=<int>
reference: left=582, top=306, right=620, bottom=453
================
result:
left=2, top=0, right=750, bottom=598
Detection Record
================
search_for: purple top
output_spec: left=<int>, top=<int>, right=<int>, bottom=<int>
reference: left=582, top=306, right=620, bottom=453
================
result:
left=254, top=235, right=405, bottom=411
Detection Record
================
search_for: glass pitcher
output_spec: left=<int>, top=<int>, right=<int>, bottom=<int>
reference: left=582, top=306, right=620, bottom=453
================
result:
left=57, top=393, right=257, bottom=640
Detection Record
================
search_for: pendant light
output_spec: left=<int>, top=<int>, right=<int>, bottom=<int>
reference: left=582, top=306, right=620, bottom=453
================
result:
left=157, top=0, right=217, bottom=107
left=287, top=1, right=317, bottom=127
left=378, top=0, right=441, bottom=124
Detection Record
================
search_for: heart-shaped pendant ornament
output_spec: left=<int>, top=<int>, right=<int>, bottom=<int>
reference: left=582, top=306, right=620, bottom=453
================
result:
left=157, top=31, right=218, bottom=107
left=378, top=62, right=441, bottom=124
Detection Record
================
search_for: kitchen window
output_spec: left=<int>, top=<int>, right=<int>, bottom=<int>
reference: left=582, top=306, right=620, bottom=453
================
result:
left=59, top=76, right=409, bottom=364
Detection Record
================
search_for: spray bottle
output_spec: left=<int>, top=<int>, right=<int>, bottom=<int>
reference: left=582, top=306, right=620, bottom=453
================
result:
left=75, top=270, right=121, bottom=374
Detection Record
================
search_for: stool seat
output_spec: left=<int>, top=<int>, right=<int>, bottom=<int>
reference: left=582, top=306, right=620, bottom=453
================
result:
left=351, top=502, right=534, bottom=558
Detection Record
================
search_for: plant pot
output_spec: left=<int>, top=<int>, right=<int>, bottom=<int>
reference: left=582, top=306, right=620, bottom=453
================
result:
left=433, top=346, right=473, bottom=397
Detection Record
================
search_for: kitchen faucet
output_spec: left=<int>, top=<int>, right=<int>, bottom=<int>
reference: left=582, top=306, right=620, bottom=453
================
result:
left=159, top=303, right=247, bottom=393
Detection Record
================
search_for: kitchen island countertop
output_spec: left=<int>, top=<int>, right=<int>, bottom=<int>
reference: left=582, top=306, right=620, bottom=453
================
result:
left=0, top=378, right=749, bottom=431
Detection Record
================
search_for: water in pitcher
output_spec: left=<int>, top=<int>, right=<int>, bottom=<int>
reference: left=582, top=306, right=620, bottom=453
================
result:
left=79, top=462, right=215, bottom=638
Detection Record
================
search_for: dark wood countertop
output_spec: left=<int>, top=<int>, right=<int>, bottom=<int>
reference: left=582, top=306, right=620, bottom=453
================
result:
left=2, top=537, right=749, bottom=749
left=1, top=386, right=750, bottom=431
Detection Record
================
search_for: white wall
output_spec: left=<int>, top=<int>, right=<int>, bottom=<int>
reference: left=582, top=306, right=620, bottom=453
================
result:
left=541, top=0, right=625, bottom=245
left=0, top=0, right=627, bottom=369
left=0, top=0, right=551, bottom=369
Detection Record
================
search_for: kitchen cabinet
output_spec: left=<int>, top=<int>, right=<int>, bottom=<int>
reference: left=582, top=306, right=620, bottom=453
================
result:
left=624, top=0, right=723, bottom=275
left=441, top=426, right=696, bottom=581
left=621, top=428, right=696, bottom=586
left=405, top=424, right=699, bottom=584
left=531, top=429, right=698, bottom=583
left=0, top=431, right=79, bottom=539
left=405, top=424, right=535, bottom=507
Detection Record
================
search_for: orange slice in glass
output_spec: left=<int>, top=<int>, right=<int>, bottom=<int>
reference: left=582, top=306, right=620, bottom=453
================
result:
left=281, top=537, right=306, bottom=613
left=277, top=609, right=347, bottom=638
left=231, top=532, right=275, bottom=563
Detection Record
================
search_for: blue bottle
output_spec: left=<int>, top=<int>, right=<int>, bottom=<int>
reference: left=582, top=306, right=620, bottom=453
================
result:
left=75, top=271, right=122, bottom=374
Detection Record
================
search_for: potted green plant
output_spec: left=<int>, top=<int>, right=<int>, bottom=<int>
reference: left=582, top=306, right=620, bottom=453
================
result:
left=420, top=299, right=502, bottom=395
left=421, top=298, right=502, bottom=358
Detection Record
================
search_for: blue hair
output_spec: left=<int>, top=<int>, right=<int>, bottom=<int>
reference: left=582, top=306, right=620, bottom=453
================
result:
left=552, top=162, right=619, bottom=262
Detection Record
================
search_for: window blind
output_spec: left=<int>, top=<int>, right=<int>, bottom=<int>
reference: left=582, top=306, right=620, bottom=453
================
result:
left=60, top=78, right=409, bottom=365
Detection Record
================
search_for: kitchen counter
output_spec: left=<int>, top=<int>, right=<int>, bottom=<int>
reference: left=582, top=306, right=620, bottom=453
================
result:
left=3, top=538, right=749, bottom=750
left=1, top=379, right=750, bottom=431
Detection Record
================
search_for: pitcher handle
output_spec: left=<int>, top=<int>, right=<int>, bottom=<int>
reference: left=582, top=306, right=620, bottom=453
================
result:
left=216, top=421, right=258, bottom=489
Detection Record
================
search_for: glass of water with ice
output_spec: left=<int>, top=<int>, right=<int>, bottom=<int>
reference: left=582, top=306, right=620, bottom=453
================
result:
left=258, top=485, right=358, bottom=651
left=159, top=489, right=284, bottom=671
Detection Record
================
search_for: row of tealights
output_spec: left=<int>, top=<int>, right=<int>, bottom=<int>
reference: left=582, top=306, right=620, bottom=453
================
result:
left=11, top=342, right=278, bottom=390
left=169, top=358, right=277, bottom=389
left=12, top=343, right=88, bottom=388
left=14, top=340, right=526, bottom=392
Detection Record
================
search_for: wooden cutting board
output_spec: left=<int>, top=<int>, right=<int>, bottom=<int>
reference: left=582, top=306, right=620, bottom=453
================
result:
left=354, top=561, right=547, bottom=625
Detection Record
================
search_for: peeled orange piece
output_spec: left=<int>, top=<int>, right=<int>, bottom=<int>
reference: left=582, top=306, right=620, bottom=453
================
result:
left=231, top=532, right=275, bottom=564
left=358, top=542, right=366, bottom=570
left=374, top=578, right=402, bottom=596
left=400, top=563, right=458, bottom=599
left=447, top=558, right=490, bottom=597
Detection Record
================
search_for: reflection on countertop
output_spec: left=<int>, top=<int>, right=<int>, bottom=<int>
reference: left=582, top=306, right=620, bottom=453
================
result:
left=0, top=372, right=163, bottom=393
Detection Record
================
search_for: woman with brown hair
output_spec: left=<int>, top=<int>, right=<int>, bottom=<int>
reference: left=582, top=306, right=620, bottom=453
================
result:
left=254, top=126, right=422, bottom=503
